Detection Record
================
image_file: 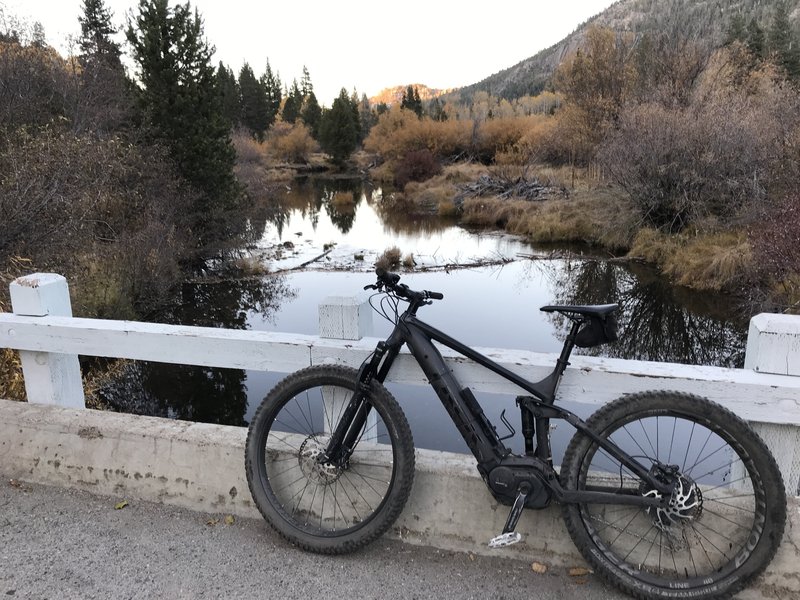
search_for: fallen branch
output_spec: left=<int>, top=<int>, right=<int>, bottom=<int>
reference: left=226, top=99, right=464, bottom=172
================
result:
left=273, top=248, right=334, bottom=273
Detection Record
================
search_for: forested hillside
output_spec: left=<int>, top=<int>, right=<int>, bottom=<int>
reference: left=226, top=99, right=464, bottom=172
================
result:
left=459, top=0, right=800, bottom=100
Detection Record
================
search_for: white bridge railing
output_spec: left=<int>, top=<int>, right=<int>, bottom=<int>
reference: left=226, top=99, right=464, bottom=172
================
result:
left=2, top=273, right=800, bottom=495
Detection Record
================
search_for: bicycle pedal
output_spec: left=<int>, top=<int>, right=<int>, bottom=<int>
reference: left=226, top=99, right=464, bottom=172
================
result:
left=488, top=532, right=522, bottom=548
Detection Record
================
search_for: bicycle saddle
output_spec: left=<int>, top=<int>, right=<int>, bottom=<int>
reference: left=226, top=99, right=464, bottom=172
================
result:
left=539, top=303, right=618, bottom=317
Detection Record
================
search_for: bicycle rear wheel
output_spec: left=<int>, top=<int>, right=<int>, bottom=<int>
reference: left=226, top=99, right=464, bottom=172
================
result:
left=560, top=391, right=786, bottom=600
left=245, top=365, right=415, bottom=554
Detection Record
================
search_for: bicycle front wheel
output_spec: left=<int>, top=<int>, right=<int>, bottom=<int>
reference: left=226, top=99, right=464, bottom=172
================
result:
left=561, top=391, right=786, bottom=600
left=245, top=365, right=415, bottom=554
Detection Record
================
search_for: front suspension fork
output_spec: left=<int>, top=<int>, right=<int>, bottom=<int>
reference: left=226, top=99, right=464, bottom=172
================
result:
left=322, top=343, right=391, bottom=465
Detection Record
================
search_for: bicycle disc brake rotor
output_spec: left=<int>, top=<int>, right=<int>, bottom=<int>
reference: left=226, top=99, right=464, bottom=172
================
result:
left=642, top=472, right=703, bottom=533
left=298, top=436, right=342, bottom=485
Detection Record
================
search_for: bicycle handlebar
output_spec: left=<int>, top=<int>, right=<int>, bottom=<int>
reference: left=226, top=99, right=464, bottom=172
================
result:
left=365, top=268, right=444, bottom=302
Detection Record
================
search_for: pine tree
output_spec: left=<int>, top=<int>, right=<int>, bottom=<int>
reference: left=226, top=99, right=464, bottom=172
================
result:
left=75, top=0, right=129, bottom=132
left=31, top=22, right=46, bottom=47
left=300, top=65, right=313, bottom=96
left=239, top=62, right=269, bottom=139
left=300, top=91, right=322, bottom=139
left=78, top=0, right=121, bottom=61
left=746, top=18, right=766, bottom=60
left=350, top=89, right=362, bottom=143
left=216, top=62, right=240, bottom=127
left=768, top=2, right=800, bottom=80
left=319, top=88, right=358, bottom=167
left=357, top=93, right=377, bottom=138
left=261, top=61, right=282, bottom=127
left=725, top=12, right=747, bottom=45
left=401, top=84, right=423, bottom=117
left=282, top=79, right=302, bottom=123
left=126, top=0, right=241, bottom=244
left=428, top=97, right=447, bottom=122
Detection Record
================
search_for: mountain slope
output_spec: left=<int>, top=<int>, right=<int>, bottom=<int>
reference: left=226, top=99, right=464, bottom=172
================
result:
left=457, top=0, right=800, bottom=100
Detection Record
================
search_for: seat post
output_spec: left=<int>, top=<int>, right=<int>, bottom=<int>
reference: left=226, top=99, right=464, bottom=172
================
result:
left=535, top=318, right=583, bottom=402
left=553, top=319, right=581, bottom=385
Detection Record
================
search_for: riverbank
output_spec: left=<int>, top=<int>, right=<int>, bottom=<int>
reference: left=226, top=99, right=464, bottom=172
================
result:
left=231, top=127, right=787, bottom=308
left=368, top=161, right=790, bottom=309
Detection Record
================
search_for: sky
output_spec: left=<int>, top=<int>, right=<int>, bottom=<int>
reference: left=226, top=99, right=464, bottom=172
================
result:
left=3, top=0, right=619, bottom=105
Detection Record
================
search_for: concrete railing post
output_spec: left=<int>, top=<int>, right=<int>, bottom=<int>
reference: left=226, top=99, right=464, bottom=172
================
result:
left=9, top=273, right=85, bottom=409
left=318, top=295, right=373, bottom=341
left=745, top=313, right=800, bottom=495
left=319, top=296, right=375, bottom=441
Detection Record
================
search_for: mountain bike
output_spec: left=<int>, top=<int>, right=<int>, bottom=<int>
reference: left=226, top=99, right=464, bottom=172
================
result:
left=245, top=268, right=786, bottom=600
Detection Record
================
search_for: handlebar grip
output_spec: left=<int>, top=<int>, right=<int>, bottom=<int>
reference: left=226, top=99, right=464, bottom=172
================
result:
left=427, top=292, right=444, bottom=300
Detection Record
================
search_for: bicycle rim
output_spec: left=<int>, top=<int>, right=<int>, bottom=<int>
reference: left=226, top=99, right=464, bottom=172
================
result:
left=259, top=382, right=400, bottom=537
left=568, top=405, right=773, bottom=590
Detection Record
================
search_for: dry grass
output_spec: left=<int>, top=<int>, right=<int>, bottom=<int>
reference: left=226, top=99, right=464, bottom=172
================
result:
left=0, top=346, right=25, bottom=401
left=392, top=164, right=484, bottom=215
left=461, top=184, right=637, bottom=252
left=230, top=256, right=270, bottom=277
left=1, top=259, right=30, bottom=401
left=375, top=246, right=402, bottom=271
left=628, top=229, right=754, bottom=291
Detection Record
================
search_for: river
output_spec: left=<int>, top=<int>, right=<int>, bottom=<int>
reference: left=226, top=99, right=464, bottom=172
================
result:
left=98, top=177, right=750, bottom=454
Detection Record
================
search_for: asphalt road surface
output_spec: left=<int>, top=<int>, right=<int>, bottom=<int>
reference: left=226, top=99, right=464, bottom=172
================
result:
left=0, top=476, right=765, bottom=600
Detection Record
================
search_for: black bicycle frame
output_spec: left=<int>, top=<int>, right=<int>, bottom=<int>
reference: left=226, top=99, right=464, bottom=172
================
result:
left=328, top=302, right=673, bottom=504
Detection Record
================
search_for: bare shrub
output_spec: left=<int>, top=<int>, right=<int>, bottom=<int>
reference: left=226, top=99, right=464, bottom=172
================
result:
left=474, top=116, right=529, bottom=161
left=232, top=129, right=265, bottom=164
left=0, top=39, right=72, bottom=128
left=394, top=149, right=442, bottom=190
left=269, top=122, right=318, bottom=164
left=598, top=94, right=778, bottom=232
left=750, top=193, right=800, bottom=305
left=364, top=105, right=472, bottom=164
left=0, top=129, right=194, bottom=317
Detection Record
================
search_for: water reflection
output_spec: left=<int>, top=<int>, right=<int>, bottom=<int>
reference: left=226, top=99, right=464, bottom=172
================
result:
left=97, top=176, right=752, bottom=446
left=263, top=177, right=458, bottom=242
left=542, top=259, right=747, bottom=367
left=98, top=274, right=296, bottom=425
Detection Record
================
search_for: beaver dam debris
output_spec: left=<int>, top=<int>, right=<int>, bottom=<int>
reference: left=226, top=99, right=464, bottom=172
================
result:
left=454, top=173, right=566, bottom=205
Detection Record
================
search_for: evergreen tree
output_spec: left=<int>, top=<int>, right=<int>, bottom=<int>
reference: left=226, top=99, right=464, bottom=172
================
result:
left=319, top=88, right=358, bottom=167
left=300, top=90, right=322, bottom=139
left=75, top=0, right=129, bottom=132
left=350, top=89, right=362, bottom=143
left=78, top=0, right=121, bottom=61
left=300, top=65, right=313, bottom=96
left=725, top=12, right=747, bottom=45
left=746, top=18, right=766, bottom=60
left=282, top=79, right=302, bottom=123
left=126, top=0, right=241, bottom=244
left=401, top=84, right=423, bottom=117
left=768, top=2, right=800, bottom=80
left=261, top=61, right=282, bottom=127
left=216, top=62, right=240, bottom=127
left=239, top=62, right=269, bottom=139
left=428, top=97, right=447, bottom=121
left=357, top=93, right=377, bottom=138
left=31, top=22, right=46, bottom=48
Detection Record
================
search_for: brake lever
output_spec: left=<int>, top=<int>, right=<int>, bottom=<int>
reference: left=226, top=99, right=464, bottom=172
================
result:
left=363, top=283, right=380, bottom=291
